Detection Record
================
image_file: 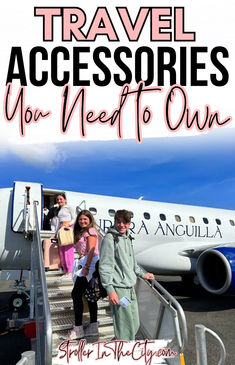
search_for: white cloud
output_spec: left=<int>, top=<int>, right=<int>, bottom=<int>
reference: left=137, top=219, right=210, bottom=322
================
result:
left=0, top=140, right=8, bottom=157
left=6, top=142, right=66, bottom=170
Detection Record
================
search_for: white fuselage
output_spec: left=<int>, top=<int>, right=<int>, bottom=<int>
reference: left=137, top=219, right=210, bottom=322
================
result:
left=1, top=182, right=235, bottom=274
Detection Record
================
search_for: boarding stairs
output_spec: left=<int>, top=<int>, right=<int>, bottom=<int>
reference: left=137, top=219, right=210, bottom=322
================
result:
left=40, top=231, right=115, bottom=358
left=33, top=227, right=186, bottom=365
left=47, top=274, right=114, bottom=352
left=15, top=196, right=227, bottom=365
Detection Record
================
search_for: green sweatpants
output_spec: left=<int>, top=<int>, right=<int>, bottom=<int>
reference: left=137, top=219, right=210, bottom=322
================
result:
left=111, top=287, right=139, bottom=341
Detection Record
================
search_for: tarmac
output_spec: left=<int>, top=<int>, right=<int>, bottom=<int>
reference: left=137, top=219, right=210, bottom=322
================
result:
left=156, top=275, right=235, bottom=365
left=0, top=275, right=235, bottom=365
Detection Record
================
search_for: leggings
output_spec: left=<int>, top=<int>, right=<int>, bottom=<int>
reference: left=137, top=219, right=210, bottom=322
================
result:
left=72, top=276, right=97, bottom=326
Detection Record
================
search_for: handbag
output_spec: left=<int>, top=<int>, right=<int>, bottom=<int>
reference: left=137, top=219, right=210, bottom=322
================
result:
left=57, top=226, right=74, bottom=246
left=84, top=277, right=100, bottom=303
left=84, top=261, right=107, bottom=302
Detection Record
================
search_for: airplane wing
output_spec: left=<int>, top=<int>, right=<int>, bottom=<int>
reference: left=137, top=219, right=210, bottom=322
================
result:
left=179, top=242, right=235, bottom=258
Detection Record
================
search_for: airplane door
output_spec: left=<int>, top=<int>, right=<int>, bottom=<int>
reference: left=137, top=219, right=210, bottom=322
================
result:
left=12, top=181, right=42, bottom=232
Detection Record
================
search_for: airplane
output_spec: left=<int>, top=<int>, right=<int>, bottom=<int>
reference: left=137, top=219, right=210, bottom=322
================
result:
left=1, top=180, right=235, bottom=301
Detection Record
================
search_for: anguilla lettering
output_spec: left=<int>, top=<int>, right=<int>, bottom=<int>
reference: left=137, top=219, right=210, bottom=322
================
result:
left=98, top=219, right=222, bottom=239
left=154, top=222, right=222, bottom=238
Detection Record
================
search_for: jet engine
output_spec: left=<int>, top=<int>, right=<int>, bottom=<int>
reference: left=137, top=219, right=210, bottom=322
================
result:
left=196, top=247, right=235, bottom=295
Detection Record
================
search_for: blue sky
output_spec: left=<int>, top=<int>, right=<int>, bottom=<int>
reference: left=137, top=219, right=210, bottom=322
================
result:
left=0, top=129, right=235, bottom=210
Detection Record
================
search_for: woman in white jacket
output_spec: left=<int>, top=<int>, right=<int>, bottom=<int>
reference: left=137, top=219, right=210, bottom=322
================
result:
left=43, top=193, right=75, bottom=278
left=55, top=193, right=75, bottom=278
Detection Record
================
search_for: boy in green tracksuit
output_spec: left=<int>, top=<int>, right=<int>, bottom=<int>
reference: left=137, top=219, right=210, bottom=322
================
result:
left=99, top=209, right=154, bottom=341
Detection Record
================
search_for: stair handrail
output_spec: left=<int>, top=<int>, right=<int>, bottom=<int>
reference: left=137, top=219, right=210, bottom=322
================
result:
left=195, top=324, right=226, bottom=365
left=138, top=265, right=188, bottom=353
left=33, top=201, right=52, bottom=365
left=23, top=186, right=30, bottom=236
left=76, top=200, right=87, bottom=214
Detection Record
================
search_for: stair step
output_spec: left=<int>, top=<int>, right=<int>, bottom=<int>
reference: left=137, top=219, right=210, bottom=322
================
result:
left=50, top=300, right=73, bottom=312
left=51, top=310, right=74, bottom=320
left=51, top=314, right=112, bottom=329
left=52, top=315, right=113, bottom=331
left=46, top=274, right=73, bottom=281
left=46, top=276, right=73, bottom=284
left=48, top=289, right=72, bottom=298
left=52, top=323, right=114, bottom=357
left=45, top=258, right=114, bottom=363
left=48, top=297, right=111, bottom=320
left=52, top=328, right=114, bottom=346
left=45, top=270, right=63, bottom=277
left=52, top=327, right=114, bottom=343
left=49, top=297, right=110, bottom=308
left=48, top=288, right=109, bottom=303
left=52, top=316, right=75, bottom=331
left=47, top=281, right=74, bottom=290
left=48, top=294, right=110, bottom=312
left=52, top=311, right=113, bottom=324
left=50, top=305, right=110, bottom=317
left=96, top=323, right=114, bottom=337
left=40, top=230, right=54, bottom=238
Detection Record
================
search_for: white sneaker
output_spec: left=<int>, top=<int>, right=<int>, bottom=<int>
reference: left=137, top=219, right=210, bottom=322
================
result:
left=68, top=325, right=84, bottom=339
left=84, top=322, right=99, bottom=337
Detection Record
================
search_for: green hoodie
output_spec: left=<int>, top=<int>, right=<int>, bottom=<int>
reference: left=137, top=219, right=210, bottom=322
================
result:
left=99, top=226, right=145, bottom=295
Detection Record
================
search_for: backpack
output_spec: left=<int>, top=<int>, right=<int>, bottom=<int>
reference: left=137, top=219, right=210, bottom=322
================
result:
left=84, top=231, right=110, bottom=302
left=84, top=231, right=135, bottom=302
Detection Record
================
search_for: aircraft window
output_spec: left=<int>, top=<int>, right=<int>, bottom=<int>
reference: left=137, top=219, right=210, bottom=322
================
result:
left=229, top=220, right=235, bottom=226
left=130, top=211, right=134, bottom=218
left=203, top=217, right=209, bottom=224
left=144, top=212, right=150, bottom=220
left=215, top=218, right=221, bottom=225
left=189, top=216, right=195, bottom=223
left=108, top=209, right=115, bottom=217
left=175, top=215, right=181, bottom=222
left=89, top=207, right=97, bottom=215
left=160, top=214, right=166, bottom=221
